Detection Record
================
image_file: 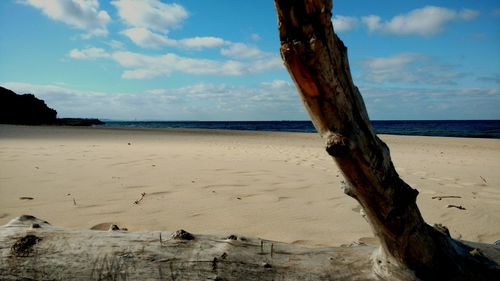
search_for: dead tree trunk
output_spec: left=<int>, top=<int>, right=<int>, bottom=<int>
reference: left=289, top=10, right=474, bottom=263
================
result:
left=274, top=1, right=498, bottom=280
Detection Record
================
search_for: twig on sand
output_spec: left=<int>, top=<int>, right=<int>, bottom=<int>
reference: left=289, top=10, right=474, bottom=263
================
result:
left=447, top=204, right=466, bottom=210
left=134, top=192, right=146, bottom=205
left=479, top=176, right=487, bottom=184
left=432, top=195, right=462, bottom=200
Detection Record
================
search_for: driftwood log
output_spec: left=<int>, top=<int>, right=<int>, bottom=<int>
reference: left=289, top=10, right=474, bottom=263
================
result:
left=0, top=216, right=498, bottom=280
left=275, top=0, right=499, bottom=280
left=0, top=1, right=499, bottom=280
left=1, top=215, right=377, bottom=280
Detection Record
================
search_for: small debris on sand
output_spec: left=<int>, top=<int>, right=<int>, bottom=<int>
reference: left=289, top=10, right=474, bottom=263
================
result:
left=109, top=224, right=120, bottom=231
left=447, top=204, right=466, bottom=210
left=479, top=176, right=487, bottom=184
left=19, top=197, right=34, bottom=200
left=133, top=192, right=146, bottom=204
left=226, top=235, right=238, bottom=240
left=432, top=195, right=461, bottom=200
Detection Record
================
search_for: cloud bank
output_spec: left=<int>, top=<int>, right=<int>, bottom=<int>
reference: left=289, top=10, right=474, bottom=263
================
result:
left=359, top=53, right=466, bottom=85
left=362, top=6, right=478, bottom=36
left=111, top=0, right=188, bottom=32
left=68, top=47, right=282, bottom=79
left=4, top=81, right=498, bottom=121
left=2, top=81, right=305, bottom=121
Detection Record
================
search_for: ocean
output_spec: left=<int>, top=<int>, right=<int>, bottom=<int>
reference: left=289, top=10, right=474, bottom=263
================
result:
left=99, top=120, right=500, bottom=139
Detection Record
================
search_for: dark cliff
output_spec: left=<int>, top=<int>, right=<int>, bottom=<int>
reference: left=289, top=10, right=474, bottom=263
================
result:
left=0, top=86, right=104, bottom=126
left=0, top=86, right=57, bottom=125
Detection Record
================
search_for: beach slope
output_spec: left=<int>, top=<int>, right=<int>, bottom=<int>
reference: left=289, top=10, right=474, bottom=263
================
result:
left=0, top=125, right=499, bottom=247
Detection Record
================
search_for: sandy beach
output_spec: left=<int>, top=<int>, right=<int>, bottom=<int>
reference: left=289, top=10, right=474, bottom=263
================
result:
left=0, top=124, right=499, bottom=247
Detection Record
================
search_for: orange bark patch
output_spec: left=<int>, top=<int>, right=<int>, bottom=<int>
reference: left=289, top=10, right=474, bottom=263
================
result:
left=288, top=56, right=319, bottom=97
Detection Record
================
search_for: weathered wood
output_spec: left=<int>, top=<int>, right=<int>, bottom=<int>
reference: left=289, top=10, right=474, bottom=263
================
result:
left=1, top=216, right=499, bottom=281
left=1, top=2, right=499, bottom=280
left=274, top=1, right=499, bottom=280
left=0, top=215, right=379, bottom=280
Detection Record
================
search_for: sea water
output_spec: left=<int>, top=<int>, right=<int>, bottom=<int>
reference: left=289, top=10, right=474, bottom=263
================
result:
left=99, top=120, right=500, bottom=139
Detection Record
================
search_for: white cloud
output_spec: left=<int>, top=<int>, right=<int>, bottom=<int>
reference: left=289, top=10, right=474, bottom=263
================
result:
left=362, top=15, right=382, bottom=32
left=359, top=53, right=465, bottom=85
left=106, top=40, right=126, bottom=50
left=21, top=0, right=110, bottom=37
left=332, top=15, right=358, bottom=32
left=178, top=37, right=227, bottom=49
left=111, top=0, right=188, bottom=32
left=221, top=43, right=265, bottom=59
left=112, top=0, right=188, bottom=49
left=250, top=33, right=261, bottom=41
left=68, top=47, right=110, bottom=59
left=458, top=9, right=479, bottom=20
left=68, top=45, right=282, bottom=79
left=360, top=86, right=500, bottom=120
left=362, top=6, right=479, bottom=36
left=110, top=0, right=258, bottom=58
left=121, top=27, right=176, bottom=48
left=260, top=80, right=291, bottom=89
left=110, top=51, right=244, bottom=78
left=360, top=53, right=425, bottom=83
left=121, top=27, right=227, bottom=49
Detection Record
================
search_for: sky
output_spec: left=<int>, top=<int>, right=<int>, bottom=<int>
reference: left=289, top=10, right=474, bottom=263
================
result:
left=0, top=0, right=499, bottom=121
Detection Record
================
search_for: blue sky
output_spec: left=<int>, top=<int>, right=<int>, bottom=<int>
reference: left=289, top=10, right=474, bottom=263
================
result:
left=0, top=0, right=499, bottom=120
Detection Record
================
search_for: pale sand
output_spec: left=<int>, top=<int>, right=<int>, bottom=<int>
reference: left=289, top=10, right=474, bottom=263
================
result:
left=0, top=125, right=499, bottom=247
